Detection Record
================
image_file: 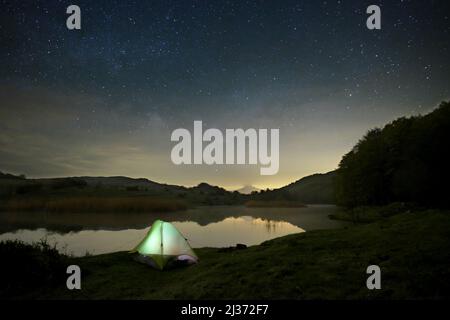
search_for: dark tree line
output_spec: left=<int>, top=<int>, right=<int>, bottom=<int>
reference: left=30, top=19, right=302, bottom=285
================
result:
left=335, top=101, right=450, bottom=208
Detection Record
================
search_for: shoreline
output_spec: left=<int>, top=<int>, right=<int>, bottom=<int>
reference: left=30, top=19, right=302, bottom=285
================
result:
left=2, top=206, right=449, bottom=299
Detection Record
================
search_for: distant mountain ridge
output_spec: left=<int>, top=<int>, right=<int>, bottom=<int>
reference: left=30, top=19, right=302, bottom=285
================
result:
left=66, top=176, right=181, bottom=192
left=236, top=185, right=261, bottom=194
left=0, top=170, right=336, bottom=204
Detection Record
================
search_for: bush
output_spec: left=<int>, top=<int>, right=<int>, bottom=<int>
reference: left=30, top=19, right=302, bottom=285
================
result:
left=0, top=240, right=68, bottom=298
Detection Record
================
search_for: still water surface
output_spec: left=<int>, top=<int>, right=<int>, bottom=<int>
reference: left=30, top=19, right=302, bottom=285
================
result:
left=0, top=205, right=347, bottom=256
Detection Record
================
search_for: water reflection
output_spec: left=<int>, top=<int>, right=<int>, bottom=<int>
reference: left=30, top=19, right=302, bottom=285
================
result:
left=173, top=216, right=304, bottom=249
left=0, top=216, right=303, bottom=256
left=0, top=205, right=348, bottom=256
left=0, top=205, right=345, bottom=234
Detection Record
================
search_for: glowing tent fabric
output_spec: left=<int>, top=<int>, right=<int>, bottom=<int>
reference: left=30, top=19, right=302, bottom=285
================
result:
left=131, top=219, right=198, bottom=270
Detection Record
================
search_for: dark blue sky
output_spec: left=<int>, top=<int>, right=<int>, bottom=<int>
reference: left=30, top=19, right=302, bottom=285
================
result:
left=1, top=0, right=449, bottom=189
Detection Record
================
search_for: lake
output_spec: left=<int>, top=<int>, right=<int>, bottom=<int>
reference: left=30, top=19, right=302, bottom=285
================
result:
left=0, top=205, right=348, bottom=256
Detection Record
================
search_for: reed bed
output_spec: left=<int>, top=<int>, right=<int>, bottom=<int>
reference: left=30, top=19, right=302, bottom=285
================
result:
left=245, top=200, right=306, bottom=208
left=0, top=196, right=188, bottom=213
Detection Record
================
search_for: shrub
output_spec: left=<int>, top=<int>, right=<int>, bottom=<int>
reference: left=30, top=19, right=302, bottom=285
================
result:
left=0, top=240, right=67, bottom=298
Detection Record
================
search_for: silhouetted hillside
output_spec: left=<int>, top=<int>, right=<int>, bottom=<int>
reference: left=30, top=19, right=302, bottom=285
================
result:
left=0, top=174, right=247, bottom=209
left=281, top=171, right=336, bottom=203
left=250, top=171, right=336, bottom=204
left=0, top=171, right=25, bottom=180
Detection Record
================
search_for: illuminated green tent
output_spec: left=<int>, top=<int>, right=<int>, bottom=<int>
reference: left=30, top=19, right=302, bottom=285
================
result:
left=130, top=219, right=198, bottom=270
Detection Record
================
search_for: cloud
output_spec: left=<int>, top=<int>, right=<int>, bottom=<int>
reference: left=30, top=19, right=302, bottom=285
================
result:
left=0, top=85, right=170, bottom=177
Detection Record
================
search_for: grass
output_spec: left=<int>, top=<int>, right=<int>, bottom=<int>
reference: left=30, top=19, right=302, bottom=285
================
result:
left=3, top=206, right=450, bottom=299
left=245, top=200, right=306, bottom=208
left=328, top=202, right=419, bottom=223
left=0, top=196, right=188, bottom=213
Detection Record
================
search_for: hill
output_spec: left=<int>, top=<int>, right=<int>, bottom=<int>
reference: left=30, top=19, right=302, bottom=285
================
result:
left=279, top=171, right=336, bottom=204
left=250, top=171, right=336, bottom=204
left=0, top=174, right=247, bottom=211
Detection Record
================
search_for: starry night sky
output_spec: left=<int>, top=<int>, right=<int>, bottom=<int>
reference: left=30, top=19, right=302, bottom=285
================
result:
left=0, top=0, right=449, bottom=189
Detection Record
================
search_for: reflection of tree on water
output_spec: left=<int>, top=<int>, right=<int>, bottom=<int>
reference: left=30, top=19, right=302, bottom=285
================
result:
left=264, top=219, right=277, bottom=233
left=249, top=218, right=279, bottom=234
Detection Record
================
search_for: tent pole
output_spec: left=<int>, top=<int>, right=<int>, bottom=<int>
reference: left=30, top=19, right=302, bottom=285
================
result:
left=160, top=221, right=164, bottom=257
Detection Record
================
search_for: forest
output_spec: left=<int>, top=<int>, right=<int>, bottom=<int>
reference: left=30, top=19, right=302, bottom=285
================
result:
left=334, top=101, right=450, bottom=208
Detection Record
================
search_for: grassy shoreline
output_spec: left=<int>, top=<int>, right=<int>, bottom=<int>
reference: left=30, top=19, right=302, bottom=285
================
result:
left=2, top=206, right=450, bottom=299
